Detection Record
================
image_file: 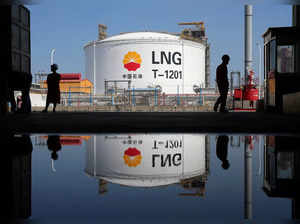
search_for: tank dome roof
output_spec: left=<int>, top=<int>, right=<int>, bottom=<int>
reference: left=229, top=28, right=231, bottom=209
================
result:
left=101, top=32, right=180, bottom=42
left=83, top=31, right=205, bottom=49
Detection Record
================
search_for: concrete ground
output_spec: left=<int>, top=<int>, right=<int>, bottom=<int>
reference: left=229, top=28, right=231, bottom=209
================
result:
left=1, top=111, right=300, bottom=134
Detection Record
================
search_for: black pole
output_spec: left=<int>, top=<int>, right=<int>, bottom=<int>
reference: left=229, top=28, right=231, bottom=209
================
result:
left=293, top=5, right=300, bottom=27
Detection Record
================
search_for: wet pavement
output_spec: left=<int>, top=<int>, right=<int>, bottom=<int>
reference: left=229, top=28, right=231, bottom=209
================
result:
left=2, top=111, right=300, bottom=223
left=3, top=133, right=300, bottom=223
left=1, top=111, right=300, bottom=134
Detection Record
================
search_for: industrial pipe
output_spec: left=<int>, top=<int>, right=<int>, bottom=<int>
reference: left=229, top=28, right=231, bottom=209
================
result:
left=50, top=49, right=55, bottom=66
left=244, top=4, right=253, bottom=220
left=245, top=5, right=253, bottom=84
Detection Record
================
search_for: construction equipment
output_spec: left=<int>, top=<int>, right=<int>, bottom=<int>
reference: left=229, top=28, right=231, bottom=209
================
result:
left=178, top=21, right=206, bottom=43
left=178, top=21, right=210, bottom=88
left=178, top=22, right=205, bottom=30
left=98, top=24, right=107, bottom=40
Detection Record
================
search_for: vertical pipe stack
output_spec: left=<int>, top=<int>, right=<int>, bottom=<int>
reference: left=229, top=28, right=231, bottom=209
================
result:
left=245, top=5, right=253, bottom=84
left=244, top=4, right=253, bottom=220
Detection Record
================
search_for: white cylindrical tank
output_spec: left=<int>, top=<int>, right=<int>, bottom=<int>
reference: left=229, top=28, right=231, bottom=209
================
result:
left=84, top=32, right=206, bottom=94
left=85, top=134, right=207, bottom=187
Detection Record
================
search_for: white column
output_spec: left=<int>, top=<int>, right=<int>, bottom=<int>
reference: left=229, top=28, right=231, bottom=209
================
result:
left=245, top=5, right=253, bottom=83
left=50, top=49, right=55, bottom=66
left=93, top=42, right=97, bottom=95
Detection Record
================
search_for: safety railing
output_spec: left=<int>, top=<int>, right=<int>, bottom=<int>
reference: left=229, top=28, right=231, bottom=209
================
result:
left=31, top=87, right=220, bottom=112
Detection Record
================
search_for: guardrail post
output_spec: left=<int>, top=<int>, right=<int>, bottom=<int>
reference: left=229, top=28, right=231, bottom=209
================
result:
left=132, top=87, right=135, bottom=106
left=154, top=88, right=157, bottom=106
left=177, top=85, right=180, bottom=105
left=199, top=88, right=203, bottom=105
left=68, top=87, right=71, bottom=106
left=90, top=87, right=92, bottom=105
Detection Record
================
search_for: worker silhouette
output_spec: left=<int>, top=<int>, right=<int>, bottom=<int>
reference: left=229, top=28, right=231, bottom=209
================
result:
left=47, top=135, right=61, bottom=160
left=214, top=55, right=230, bottom=113
left=216, top=135, right=230, bottom=170
left=42, top=64, right=61, bottom=112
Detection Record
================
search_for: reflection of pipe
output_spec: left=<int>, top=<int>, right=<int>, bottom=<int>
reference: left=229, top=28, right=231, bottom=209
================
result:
left=257, top=135, right=262, bottom=176
left=93, top=136, right=96, bottom=176
left=244, top=136, right=252, bottom=220
left=51, top=159, right=56, bottom=172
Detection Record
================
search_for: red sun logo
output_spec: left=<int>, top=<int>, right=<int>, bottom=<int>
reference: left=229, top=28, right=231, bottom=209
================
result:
left=123, top=147, right=142, bottom=167
left=123, top=51, right=142, bottom=71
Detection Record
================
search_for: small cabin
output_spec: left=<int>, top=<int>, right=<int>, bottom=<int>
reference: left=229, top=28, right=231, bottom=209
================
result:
left=263, top=27, right=300, bottom=112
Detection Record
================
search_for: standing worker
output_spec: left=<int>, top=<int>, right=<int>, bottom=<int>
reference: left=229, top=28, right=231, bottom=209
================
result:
left=42, top=64, right=61, bottom=112
left=214, top=55, right=230, bottom=113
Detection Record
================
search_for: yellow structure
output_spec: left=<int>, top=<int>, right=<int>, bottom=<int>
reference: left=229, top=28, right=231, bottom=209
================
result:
left=41, top=79, right=93, bottom=94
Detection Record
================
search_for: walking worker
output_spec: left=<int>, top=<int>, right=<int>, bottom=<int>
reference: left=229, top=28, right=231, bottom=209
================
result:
left=42, top=64, right=61, bottom=112
left=214, top=55, right=230, bottom=113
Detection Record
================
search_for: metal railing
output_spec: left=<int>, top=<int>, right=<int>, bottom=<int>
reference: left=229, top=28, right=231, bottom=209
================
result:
left=31, top=87, right=221, bottom=112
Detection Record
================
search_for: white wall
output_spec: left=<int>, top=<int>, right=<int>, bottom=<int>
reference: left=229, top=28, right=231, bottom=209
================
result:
left=30, top=93, right=46, bottom=107
left=85, top=39, right=206, bottom=94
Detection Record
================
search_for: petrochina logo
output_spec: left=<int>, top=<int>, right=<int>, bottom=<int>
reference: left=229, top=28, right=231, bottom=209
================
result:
left=123, top=147, right=142, bottom=167
left=123, top=51, right=142, bottom=71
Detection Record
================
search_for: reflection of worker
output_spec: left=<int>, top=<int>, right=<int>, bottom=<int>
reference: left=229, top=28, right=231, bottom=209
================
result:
left=47, top=135, right=61, bottom=160
left=216, top=135, right=230, bottom=170
left=42, top=64, right=61, bottom=112
left=214, top=55, right=230, bottom=113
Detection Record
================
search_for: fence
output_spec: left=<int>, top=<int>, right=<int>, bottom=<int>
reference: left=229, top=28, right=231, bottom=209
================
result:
left=31, top=87, right=222, bottom=112
left=63, top=89, right=212, bottom=106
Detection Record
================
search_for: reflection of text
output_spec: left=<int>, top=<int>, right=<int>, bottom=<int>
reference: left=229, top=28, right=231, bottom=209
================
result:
left=152, top=140, right=183, bottom=149
left=152, top=154, right=182, bottom=167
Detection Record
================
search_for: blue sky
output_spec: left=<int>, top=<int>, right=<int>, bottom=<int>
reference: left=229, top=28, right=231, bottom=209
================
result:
left=28, top=0, right=292, bottom=86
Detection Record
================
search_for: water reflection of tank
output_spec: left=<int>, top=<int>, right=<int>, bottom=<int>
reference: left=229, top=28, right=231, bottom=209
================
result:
left=85, top=134, right=209, bottom=195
